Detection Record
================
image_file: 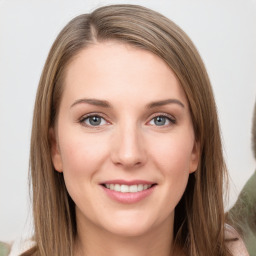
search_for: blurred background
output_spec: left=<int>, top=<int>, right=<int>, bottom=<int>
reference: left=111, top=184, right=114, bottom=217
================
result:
left=0, top=0, right=255, bottom=242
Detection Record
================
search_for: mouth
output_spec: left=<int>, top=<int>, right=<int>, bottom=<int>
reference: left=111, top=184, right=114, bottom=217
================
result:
left=101, top=183, right=157, bottom=193
left=100, top=180, right=157, bottom=203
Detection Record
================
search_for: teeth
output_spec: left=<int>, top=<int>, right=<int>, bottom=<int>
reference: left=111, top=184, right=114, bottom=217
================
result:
left=114, top=184, right=121, bottom=192
left=138, top=184, right=144, bottom=191
left=105, top=184, right=152, bottom=193
left=143, top=185, right=148, bottom=190
left=129, top=185, right=137, bottom=192
left=121, top=185, right=129, bottom=192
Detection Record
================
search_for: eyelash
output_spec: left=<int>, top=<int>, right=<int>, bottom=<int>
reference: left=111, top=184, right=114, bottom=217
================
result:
left=79, top=112, right=176, bottom=128
left=148, top=113, right=176, bottom=126
left=79, top=113, right=110, bottom=128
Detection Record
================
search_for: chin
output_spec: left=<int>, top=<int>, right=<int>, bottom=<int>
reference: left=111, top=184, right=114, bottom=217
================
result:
left=99, top=212, right=157, bottom=238
left=106, top=223, right=152, bottom=238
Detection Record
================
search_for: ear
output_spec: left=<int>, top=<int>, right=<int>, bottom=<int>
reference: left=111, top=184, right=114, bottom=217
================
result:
left=189, top=140, right=200, bottom=173
left=49, top=128, right=63, bottom=173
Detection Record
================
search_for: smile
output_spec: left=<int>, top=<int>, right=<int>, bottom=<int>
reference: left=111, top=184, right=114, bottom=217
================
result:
left=100, top=180, right=157, bottom=204
left=103, top=184, right=154, bottom=193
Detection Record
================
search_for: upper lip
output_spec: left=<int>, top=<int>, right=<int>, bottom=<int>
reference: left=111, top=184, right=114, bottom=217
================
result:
left=100, top=179, right=157, bottom=185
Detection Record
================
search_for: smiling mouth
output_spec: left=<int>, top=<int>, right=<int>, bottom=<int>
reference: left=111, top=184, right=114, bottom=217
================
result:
left=101, top=184, right=157, bottom=193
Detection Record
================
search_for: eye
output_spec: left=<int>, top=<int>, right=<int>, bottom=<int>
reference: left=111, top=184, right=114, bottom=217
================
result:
left=81, top=115, right=108, bottom=127
left=148, top=115, right=175, bottom=126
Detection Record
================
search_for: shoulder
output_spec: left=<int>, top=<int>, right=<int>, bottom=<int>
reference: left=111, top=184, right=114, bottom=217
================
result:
left=225, top=224, right=249, bottom=256
left=9, top=238, right=35, bottom=256
left=0, top=241, right=10, bottom=256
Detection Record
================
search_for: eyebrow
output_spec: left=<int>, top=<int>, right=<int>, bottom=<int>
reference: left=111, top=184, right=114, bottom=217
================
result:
left=146, top=99, right=185, bottom=109
left=70, top=98, right=111, bottom=108
left=70, top=98, right=185, bottom=109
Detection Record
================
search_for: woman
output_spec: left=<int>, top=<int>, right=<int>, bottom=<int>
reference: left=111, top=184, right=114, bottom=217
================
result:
left=11, top=4, right=247, bottom=256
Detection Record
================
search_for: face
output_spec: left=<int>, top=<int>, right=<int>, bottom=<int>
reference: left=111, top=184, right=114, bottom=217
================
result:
left=51, top=41, right=199, bottom=238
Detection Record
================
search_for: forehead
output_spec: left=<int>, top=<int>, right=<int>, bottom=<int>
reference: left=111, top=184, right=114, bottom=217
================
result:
left=62, top=41, right=188, bottom=107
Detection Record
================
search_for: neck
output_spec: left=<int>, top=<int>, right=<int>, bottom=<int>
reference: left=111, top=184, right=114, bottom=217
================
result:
left=75, top=214, right=175, bottom=256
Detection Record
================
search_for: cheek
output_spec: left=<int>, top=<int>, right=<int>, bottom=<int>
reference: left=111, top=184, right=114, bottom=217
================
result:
left=59, top=134, right=108, bottom=203
left=146, top=133, right=194, bottom=216
left=150, top=133, right=194, bottom=175
left=59, top=132, right=108, bottom=174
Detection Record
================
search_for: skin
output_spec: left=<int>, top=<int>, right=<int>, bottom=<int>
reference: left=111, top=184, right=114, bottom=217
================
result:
left=50, top=41, right=199, bottom=256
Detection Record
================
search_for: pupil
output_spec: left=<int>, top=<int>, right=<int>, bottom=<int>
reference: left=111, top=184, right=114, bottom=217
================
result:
left=154, top=116, right=166, bottom=126
left=89, top=116, right=101, bottom=125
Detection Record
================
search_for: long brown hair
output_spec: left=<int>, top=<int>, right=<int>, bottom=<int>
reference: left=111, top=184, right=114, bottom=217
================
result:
left=23, top=4, right=231, bottom=256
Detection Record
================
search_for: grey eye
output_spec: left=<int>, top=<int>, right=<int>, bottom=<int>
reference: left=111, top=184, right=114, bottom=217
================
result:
left=154, top=116, right=168, bottom=126
left=149, top=116, right=170, bottom=126
left=84, top=116, right=107, bottom=126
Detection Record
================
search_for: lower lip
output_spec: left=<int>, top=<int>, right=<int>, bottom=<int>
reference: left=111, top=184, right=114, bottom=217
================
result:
left=101, top=185, right=156, bottom=204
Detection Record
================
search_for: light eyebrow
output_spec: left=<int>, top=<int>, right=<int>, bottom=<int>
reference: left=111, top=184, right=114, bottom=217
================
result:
left=146, top=99, right=185, bottom=109
left=70, top=98, right=111, bottom=108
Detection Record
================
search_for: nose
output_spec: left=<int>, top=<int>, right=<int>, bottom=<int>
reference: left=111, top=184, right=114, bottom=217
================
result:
left=111, top=122, right=147, bottom=169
